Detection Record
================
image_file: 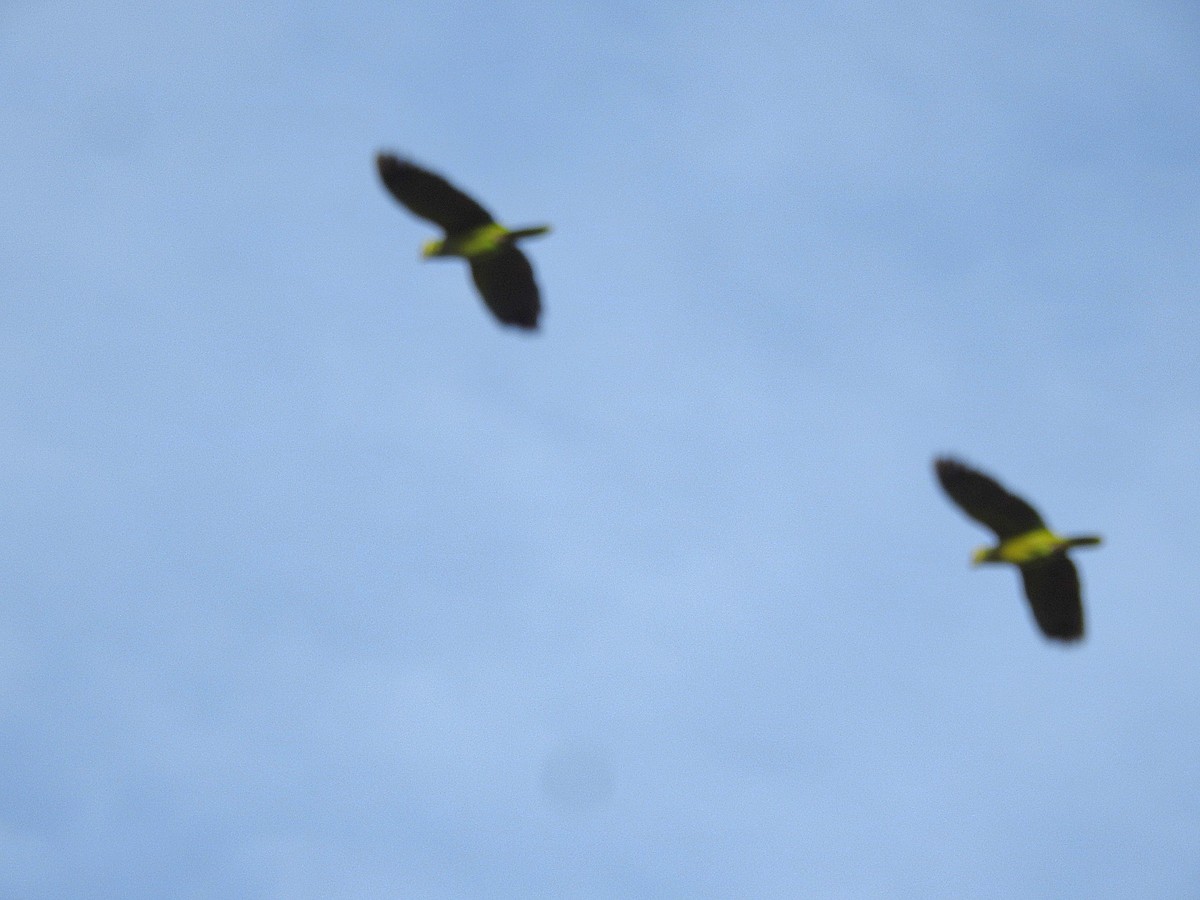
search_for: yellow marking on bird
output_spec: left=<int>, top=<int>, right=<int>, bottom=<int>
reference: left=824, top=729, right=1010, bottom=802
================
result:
left=996, top=528, right=1067, bottom=564
left=449, top=223, right=509, bottom=258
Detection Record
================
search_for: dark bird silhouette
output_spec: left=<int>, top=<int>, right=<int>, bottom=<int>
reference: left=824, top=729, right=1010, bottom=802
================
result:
left=934, top=457, right=1101, bottom=642
left=376, top=153, right=550, bottom=330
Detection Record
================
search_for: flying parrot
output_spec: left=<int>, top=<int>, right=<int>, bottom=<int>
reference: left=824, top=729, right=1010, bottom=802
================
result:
left=376, top=153, right=550, bottom=330
left=934, top=457, right=1101, bottom=642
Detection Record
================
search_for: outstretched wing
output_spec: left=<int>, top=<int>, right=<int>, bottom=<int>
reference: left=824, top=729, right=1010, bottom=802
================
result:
left=935, top=457, right=1046, bottom=540
left=469, top=248, right=541, bottom=330
left=376, top=154, right=495, bottom=234
left=1019, top=556, right=1085, bottom=641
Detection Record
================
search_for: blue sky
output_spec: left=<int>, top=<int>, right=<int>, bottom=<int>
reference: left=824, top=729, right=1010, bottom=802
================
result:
left=2, top=1, right=1199, bottom=896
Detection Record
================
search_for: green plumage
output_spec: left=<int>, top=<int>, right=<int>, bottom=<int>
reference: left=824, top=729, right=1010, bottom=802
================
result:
left=935, top=457, right=1101, bottom=642
left=376, top=153, right=550, bottom=330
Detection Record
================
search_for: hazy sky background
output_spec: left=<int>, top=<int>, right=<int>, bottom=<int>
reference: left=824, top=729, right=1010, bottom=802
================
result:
left=3, top=1, right=1199, bottom=896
